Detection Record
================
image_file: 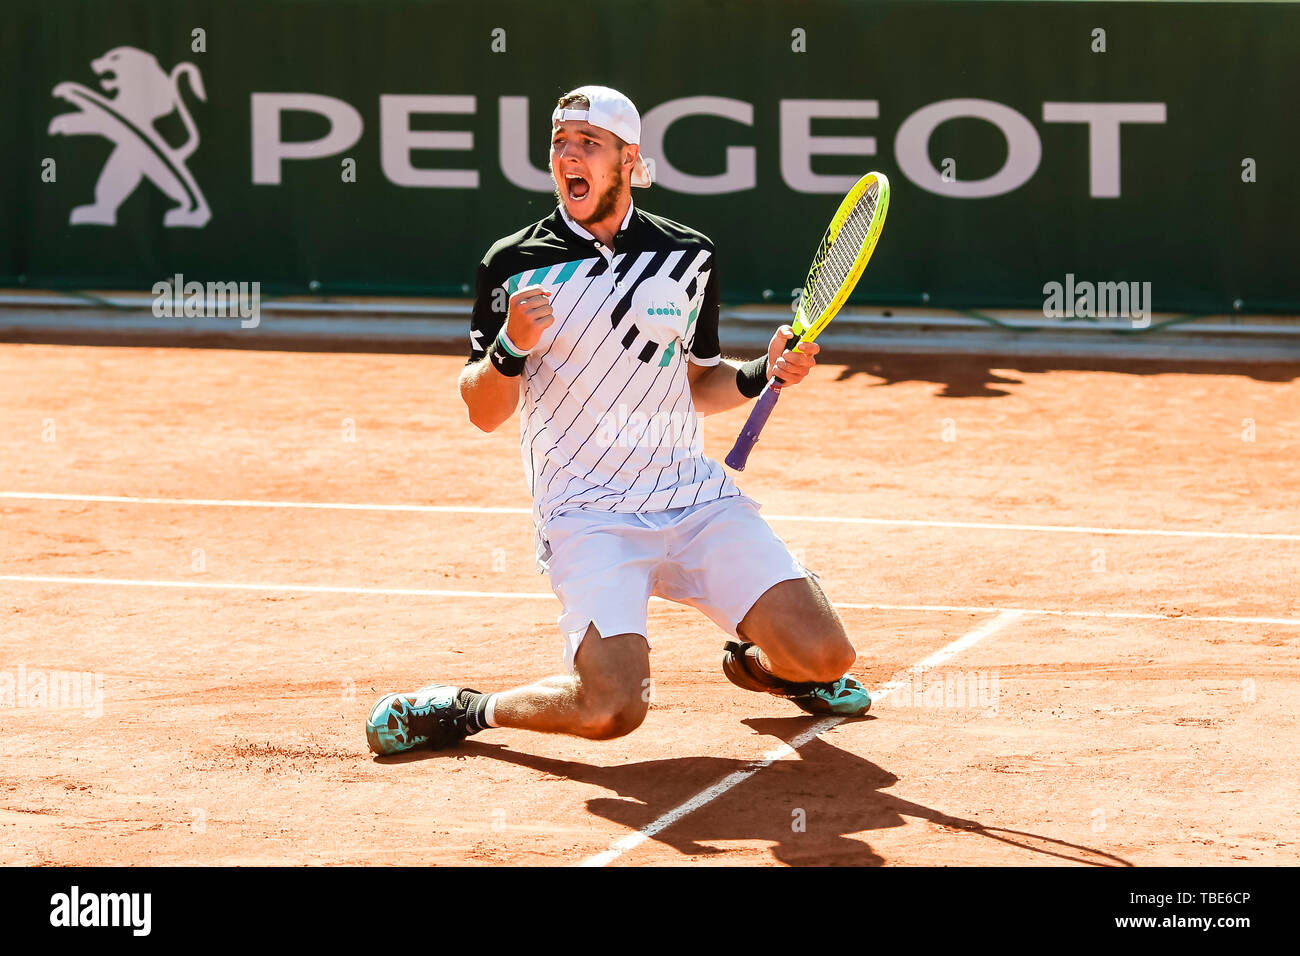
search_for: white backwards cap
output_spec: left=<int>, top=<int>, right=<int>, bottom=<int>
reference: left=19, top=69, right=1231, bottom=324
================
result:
left=552, top=85, right=653, bottom=188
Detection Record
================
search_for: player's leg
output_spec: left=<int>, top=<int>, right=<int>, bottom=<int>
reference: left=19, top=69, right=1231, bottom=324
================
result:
left=363, top=626, right=649, bottom=755
left=490, top=625, right=650, bottom=738
left=730, top=572, right=872, bottom=716
left=725, top=574, right=871, bottom=714
left=366, top=511, right=660, bottom=754
left=735, top=575, right=856, bottom=684
left=488, top=509, right=659, bottom=737
left=660, top=494, right=870, bottom=716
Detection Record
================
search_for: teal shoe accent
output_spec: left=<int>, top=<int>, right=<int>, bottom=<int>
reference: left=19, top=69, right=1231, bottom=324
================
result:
left=366, top=683, right=472, bottom=755
left=788, top=675, right=872, bottom=717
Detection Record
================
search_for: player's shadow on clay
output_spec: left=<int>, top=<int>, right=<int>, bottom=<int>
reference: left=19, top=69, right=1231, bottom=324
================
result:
left=409, top=716, right=1132, bottom=867
left=833, top=352, right=1300, bottom=398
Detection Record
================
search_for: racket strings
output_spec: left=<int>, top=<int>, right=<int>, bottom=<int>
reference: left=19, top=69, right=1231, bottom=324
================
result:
left=804, top=185, right=878, bottom=321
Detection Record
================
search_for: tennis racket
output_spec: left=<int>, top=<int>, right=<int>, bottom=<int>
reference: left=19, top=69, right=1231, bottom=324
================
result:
left=724, top=171, right=890, bottom=471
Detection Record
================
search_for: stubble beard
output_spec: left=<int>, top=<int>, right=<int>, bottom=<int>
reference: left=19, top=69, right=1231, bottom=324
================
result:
left=555, top=176, right=625, bottom=227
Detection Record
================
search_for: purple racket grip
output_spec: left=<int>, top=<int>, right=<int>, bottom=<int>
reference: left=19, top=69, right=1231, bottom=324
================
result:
left=725, top=380, right=782, bottom=470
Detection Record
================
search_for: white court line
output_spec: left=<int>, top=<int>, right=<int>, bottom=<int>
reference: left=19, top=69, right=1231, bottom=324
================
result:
left=1, top=575, right=1297, bottom=626
left=0, top=491, right=527, bottom=516
left=2, top=491, right=1297, bottom=542
left=576, top=610, right=1025, bottom=867
left=833, top=601, right=1300, bottom=628
left=767, top=514, right=1300, bottom=542
left=0, top=575, right=545, bottom=601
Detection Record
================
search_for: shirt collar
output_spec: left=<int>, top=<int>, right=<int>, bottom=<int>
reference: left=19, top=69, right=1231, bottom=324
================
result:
left=558, top=198, right=635, bottom=247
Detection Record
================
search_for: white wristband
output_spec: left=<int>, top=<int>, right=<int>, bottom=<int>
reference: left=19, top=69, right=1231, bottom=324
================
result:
left=497, top=329, right=528, bottom=358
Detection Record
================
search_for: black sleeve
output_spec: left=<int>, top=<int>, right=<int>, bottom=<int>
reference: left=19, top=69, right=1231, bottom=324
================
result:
left=467, top=256, right=506, bottom=365
left=685, top=254, right=721, bottom=365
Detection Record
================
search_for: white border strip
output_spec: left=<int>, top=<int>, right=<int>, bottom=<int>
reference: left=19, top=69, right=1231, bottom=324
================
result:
left=576, top=610, right=1025, bottom=867
left=1, top=575, right=1296, bottom=626
left=3, top=492, right=1297, bottom=541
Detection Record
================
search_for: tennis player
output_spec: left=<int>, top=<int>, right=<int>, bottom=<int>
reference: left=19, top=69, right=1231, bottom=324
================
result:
left=367, top=85, right=871, bottom=755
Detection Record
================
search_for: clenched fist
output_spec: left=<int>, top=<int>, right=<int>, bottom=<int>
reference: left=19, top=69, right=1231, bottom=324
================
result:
left=505, top=285, right=554, bottom=353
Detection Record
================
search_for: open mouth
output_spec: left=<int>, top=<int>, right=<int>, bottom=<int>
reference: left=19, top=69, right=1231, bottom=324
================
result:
left=565, top=173, right=590, bottom=201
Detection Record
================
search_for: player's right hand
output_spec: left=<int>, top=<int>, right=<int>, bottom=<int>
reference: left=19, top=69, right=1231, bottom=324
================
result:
left=505, top=285, right=554, bottom=353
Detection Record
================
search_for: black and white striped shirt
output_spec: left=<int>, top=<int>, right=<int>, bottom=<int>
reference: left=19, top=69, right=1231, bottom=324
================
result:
left=468, top=201, right=739, bottom=529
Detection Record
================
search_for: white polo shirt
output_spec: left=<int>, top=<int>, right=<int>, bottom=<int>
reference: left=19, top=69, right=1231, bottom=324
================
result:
left=468, top=201, right=740, bottom=537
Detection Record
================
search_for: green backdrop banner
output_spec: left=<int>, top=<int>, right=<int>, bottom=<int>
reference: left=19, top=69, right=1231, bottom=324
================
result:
left=5, top=0, right=1297, bottom=312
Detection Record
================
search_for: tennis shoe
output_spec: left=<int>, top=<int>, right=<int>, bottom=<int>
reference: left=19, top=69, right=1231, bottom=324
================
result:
left=366, top=683, right=477, bottom=755
left=786, top=675, right=872, bottom=717
left=723, top=640, right=871, bottom=717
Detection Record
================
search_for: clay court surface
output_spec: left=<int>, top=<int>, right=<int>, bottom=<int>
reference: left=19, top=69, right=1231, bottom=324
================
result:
left=1, top=341, right=1297, bottom=866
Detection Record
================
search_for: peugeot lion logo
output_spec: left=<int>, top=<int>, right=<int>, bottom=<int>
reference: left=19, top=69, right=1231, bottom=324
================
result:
left=47, top=46, right=211, bottom=228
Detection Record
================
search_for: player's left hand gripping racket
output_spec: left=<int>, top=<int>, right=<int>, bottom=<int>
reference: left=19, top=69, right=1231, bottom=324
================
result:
left=725, top=171, right=890, bottom=471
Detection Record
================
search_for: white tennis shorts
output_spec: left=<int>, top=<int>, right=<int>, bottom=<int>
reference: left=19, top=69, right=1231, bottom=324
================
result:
left=537, top=493, right=808, bottom=671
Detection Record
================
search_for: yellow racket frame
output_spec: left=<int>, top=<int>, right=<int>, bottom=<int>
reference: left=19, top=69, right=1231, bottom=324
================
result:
left=724, top=172, right=889, bottom=471
left=790, top=171, right=891, bottom=348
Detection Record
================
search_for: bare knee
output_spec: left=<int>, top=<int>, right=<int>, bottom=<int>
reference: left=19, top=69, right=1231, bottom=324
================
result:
left=805, top=634, right=857, bottom=683
left=572, top=687, right=648, bottom=740
left=773, top=630, right=857, bottom=684
left=740, top=577, right=858, bottom=682
left=741, top=609, right=857, bottom=683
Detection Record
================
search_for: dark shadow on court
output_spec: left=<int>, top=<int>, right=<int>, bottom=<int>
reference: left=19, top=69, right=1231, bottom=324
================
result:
left=390, top=716, right=1132, bottom=867
left=831, top=352, right=1300, bottom=398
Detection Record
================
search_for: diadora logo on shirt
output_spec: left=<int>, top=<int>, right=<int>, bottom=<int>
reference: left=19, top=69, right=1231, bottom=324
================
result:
left=643, top=301, right=682, bottom=319
left=607, top=267, right=705, bottom=366
left=631, top=275, right=691, bottom=344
